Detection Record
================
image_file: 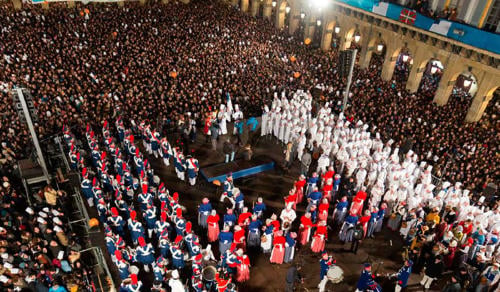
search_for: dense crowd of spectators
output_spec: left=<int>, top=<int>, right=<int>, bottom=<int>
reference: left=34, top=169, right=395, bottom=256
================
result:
left=0, top=176, right=93, bottom=291
left=0, top=0, right=497, bottom=203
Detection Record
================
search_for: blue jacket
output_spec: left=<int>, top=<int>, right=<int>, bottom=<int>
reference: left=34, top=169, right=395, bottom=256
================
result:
left=397, top=265, right=412, bottom=287
left=356, top=270, right=376, bottom=290
left=219, top=231, right=234, bottom=244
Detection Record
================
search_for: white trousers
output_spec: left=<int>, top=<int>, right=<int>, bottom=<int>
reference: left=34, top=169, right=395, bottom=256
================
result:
left=420, top=274, right=435, bottom=289
left=395, top=284, right=402, bottom=292
left=318, top=276, right=328, bottom=292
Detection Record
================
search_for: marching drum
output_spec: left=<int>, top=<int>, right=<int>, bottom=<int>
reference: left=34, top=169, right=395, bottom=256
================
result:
left=326, top=265, right=344, bottom=284
left=202, top=265, right=217, bottom=290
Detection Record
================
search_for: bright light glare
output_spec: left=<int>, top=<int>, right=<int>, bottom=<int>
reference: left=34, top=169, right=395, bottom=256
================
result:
left=312, top=0, right=329, bottom=10
left=431, top=60, right=443, bottom=69
left=354, top=34, right=361, bottom=43
left=285, top=6, right=291, bottom=13
left=317, top=20, right=322, bottom=26
left=334, top=26, right=340, bottom=34
left=463, top=79, right=472, bottom=87
left=402, top=55, right=409, bottom=62
left=377, top=44, right=383, bottom=52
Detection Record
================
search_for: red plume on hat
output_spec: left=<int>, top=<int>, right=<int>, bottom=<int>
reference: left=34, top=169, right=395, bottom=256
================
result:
left=138, top=237, right=146, bottom=247
left=136, top=148, right=140, bottom=157
left=111, top=207, right=118, bottom=216
left=115, top=250, right=122, bottom=261
left=142, top=184, right=148, bottom=194
left=82, top=168, right=87, bottom=178
left=174, top=235, right=183, bottom=244
left=122, top=162, right=127, bottom=171
left=76, top=152, right=80, bottom=161
left=176, top=208, right=182, bottom=218
left=86, top=124, right=90, bottom=133
left=129, top=135, right=134, bottom=143
left=173, top=192, right=179, bottom=201
left=116, top=174, right=122, bottom=184
left=130, top=273, right=138, bottom=285
left=161, top=211, right=167, bottom=222
left=130, top=210, right=137, bottom=221
left=90, top=131, right=94, bottom=138
left=159, top=182, right=165, bottom=191
left=195, top=253, right=202, bottom=261
left=186, top=221, right=192, bottom=233
left=92, top=177, right=97, bottom=186
left=140, top=170, right=145, bottom=179
left=103, top=120, right=108, bottom=128
left=230, top=243, right=237, bottom=252
left=161, top=201, right=166, bottom=211
left=70, top=144, right=74, bottom=151
left=144, top=159, right=148, bottom=167
left=101, top=151, right=107, bottom=160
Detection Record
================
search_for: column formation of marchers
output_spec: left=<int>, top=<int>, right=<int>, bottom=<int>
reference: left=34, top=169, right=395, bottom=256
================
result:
left=261, top=89, right=500, bottom=292
left=64, top=119, right=220, bottom=292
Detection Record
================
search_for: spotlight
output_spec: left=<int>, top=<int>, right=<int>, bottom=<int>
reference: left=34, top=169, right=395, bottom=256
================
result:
left=300, top=12, right=306, bottom=19
left=463, top=79, right=472, bottom=87
left=334, top=26, right=340, bottom=34
left=377, top=44, right=383, bottom=52
left=285, top=6, right=291, bottom=13
left=272, top=1, right=276, bottom=7
left=317, top=20, right=322, bottom=26
left=402, top=54, right=409, bottom=62
left=354, top=34, right=360, bottom=43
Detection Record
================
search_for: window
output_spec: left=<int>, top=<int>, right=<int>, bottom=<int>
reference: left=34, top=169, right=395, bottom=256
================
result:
left=484, top=0, right=500, bottom=32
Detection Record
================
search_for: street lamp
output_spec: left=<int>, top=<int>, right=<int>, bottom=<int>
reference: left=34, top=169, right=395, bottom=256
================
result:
left=334, top=26, right=340, bottom=34
left=285, top=6, right=291, bottom=13
left=377, top=44, right=384, bottom=52
left=272, top=1, right=276, bottom=7
left=463, top=79, right=472, bottom=87
left=430, top=66, right=438, bottom=74
left=317, top=19, right=322, bottom=26
left=402, top=54, right=409, bottom=62
left=300, top=12, right=306, bottom=19
left=354, top=33, right=361, bottom=43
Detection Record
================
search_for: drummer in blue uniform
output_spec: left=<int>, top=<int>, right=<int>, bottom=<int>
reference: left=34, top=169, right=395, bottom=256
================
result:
left=198, top=198, right=212, bottom=229
left=219, top=226, right=234, bottom=255
left=136, top=236, right=155, bottom=272
left=234, top=188, right=245, bottom=214
left=394, top=260, right=413, bottom=292
left=223, top=209, right=237, bottom=229
left=306, top=172, right=319, bottom=196
left=158, top=230, right=171, bottom=257
left=155, top=211, right=170, bottom=239
left=81, top=168, right=94, bottom=207
left=247, top=215, right=262, bottom=248
left=318, top=252, right=335, bottom=291
left=114, top=250, right=130, bottom=280
left=253, top=197, right=266, bottom=219
left=186, top=155, right=199, bottom=186
left=307, top=187, right=322, bottom=212
left=128, top=210, right=145, bottom=246
left=174, top=208, right=186, bottom=236
left=355, top=263, right=379, bottom=292
left=220, top=175, right=235, bottom=208
left=170, top=236, right=185, bottom=270
left=143, top=204, right=157, bottom=238
left=333, top=196, right=349, bottom=226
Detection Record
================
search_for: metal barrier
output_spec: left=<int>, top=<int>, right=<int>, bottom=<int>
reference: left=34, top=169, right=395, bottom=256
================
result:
left=79, top=247, right=116, bottom=292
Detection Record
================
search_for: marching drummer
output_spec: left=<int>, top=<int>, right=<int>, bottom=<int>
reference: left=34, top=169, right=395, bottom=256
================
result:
left=394, top=259, right=413, bottom=292
left=355, top=263, right=379, bottom=292
left=318, top=252, right=335, bottom=292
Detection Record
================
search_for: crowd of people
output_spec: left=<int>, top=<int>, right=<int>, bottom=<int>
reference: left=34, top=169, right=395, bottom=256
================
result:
left=0, top=177, right=93, bottom=291
left=266, top=90, right=500, bottom=291
left=0, top=0, right=498, bottom=291
left=0, top=0, right=497, bottom=195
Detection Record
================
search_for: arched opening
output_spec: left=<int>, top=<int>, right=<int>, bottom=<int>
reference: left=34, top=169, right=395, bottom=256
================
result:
left=481, top=88, right=499, bottom=128
left=331, top=23, right=341, bottom=51
left=258, top=0, right=265, bottom=17
left=293, top=11, right=307, bottom=41
left=368, top=40, right=386, bottom=74
left=418, top=59, right=444, bottom=100
left=312, top=18, right=323, bottom=48
left=276, top=1, right=289, bottom=29
left=343, top=27, right=356, bottom=50
left=450, top=71, right=478, bottom=101
left=393, top=48, right=413, bottom=84
left=346, top=28, right=361, bottom=63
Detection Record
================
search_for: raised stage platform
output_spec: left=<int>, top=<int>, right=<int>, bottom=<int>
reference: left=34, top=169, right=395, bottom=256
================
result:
left=199, top=155, right=275, bottom=183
